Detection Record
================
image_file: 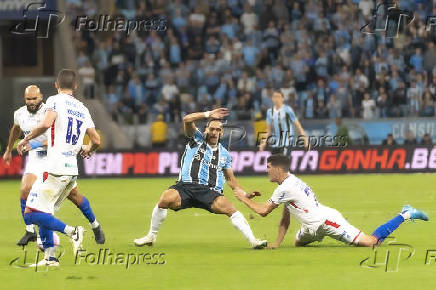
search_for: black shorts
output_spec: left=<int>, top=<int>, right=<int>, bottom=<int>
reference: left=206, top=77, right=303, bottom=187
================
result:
left=169, top=182, right=223, bottom=213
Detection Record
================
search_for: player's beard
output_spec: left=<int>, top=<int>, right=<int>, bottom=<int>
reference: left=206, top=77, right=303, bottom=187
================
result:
left=26, top=101, right=42, bottom=113
left=207, top=134, right=220, bottom=146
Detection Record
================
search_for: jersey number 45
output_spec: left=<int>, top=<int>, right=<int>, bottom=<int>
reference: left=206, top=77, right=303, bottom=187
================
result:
left=66, top=117, right=83, bottom=145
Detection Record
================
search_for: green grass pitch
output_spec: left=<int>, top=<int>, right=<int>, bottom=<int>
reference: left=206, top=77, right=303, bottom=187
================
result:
left=1, top=174, right=435, bottom=290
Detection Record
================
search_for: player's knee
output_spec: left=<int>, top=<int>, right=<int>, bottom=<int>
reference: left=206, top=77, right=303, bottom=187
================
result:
left=67, top=188, right=82, bottom=206
left=212, top=197, right=236, bottom=216
left=357, top=234, right=378, bottom=247
left=158, top=189, right=180, bottom=209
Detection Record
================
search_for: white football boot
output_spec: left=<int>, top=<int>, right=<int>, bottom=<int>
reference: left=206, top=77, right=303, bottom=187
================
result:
left=251, top=239, right=268, bottom=249
left=71, top=226, right=85, bottom=255
left=133, top=234, right=156, bottom=246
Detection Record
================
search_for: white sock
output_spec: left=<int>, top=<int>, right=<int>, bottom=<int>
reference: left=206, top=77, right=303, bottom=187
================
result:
left=26, top=225, right=35, bottom=233
left=44, top=246, right=56, bottom=259
left=400, top=211, right=411, bottom=220
left=147, top=205, right=167, bottom=236
left=230, top=211, right=256, bottom=244
left=64, top=225, right=75, bottom=237
left=91, top=220, right=100, bottom=229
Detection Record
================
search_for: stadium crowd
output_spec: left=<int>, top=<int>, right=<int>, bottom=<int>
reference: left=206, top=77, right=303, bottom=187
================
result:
left=68, top=0, right=436, bottom=125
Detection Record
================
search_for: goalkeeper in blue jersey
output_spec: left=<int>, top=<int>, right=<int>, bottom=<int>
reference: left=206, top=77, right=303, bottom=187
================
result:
left=134, top=108, right=267, bottom=249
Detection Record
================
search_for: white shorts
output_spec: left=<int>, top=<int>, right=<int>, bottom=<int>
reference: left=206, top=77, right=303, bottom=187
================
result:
left=296, top=207, right=362, bottom=245
left=26, top=173, right=77, bottom=214
left=23, top=150, right=48, bottom=176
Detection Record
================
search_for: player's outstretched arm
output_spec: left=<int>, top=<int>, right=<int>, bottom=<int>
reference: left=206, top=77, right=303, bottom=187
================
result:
left=80, top=127, right=101, bottom=158
left=183, top=108, right=229, bottom=137
left=17, top=111, right=57, bottom=155
left=223, top=168, right=246, bottom=194
left=2, top=124, right=22, bottom=165
left=268, top=207, right=290, bottom=249
left=234, top=189, right=278, bottom=217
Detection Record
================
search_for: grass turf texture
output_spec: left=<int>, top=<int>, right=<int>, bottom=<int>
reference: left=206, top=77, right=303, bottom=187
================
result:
left=0, top=174, right=435, bottom=290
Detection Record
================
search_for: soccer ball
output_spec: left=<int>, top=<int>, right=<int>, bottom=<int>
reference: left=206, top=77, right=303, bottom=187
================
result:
left=36, top=232, right=60, bottom=251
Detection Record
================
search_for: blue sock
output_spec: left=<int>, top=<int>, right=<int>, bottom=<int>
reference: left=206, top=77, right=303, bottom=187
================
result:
left=79, top=196, right=96, bottom=224
left=39, top=226, right=54, bottom=249
left=20, top=199, right=29, bottom=224
left=24, top=212, right=67, bottom=234
left=372, top=214, right=405, bottom=243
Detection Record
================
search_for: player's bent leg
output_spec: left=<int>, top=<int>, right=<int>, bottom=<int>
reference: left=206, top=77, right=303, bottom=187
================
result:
left=371, top=205, right=428, bottom=244
left=24, top=210, right=85, bottom=255
left=17, top=173, right=38, bottom=246
left=211, top=196, right=267, bottom=249
left=210, top=195, right=237, bottom=217
left=30, top=226, right=59, bottom=267
left=157, top=189, right=182, bottom=210
left=134, top=189, right=180, bottom=247
left=294, top=226, right=320, bottom=247
left=67, top=187, right=105, bottom=244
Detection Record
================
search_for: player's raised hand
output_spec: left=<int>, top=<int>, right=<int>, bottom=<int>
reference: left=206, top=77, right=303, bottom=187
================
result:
left=246, top=191, right=262, bottom=199
left=17, top=139, right=29, bottom=156
left=79, top=145, right=93, bottom=159
left=209, top=108, right=229, bottom=119
left=2, top=150, right=12, bottom=165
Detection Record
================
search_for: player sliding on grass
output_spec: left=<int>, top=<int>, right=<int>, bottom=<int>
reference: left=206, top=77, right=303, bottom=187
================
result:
left=3, top=85, right=105, bottom=247
left=134, top=108, right=267, bottom=249
left=234, top=154, right=429, bottom=248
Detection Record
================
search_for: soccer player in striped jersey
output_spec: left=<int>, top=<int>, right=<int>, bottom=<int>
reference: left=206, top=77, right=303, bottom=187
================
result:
left=234, top=155, right=429, bottom=248
left=259, top=91, right=309, bottom=155
left=134, top=108, right=267, bottom=249
left=3, top=85, right=105, bottom=247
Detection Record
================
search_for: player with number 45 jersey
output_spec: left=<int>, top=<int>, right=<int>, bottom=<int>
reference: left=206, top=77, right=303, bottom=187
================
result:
left=17, top=69, right=101, bottom=267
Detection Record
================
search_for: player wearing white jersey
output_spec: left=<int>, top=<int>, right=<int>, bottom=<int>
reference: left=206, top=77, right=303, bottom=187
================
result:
left=3, top=85, right=105, bottom=247
left=17, top=70, right=101, bottom=267
left=234, top=155, right=429, bottom=248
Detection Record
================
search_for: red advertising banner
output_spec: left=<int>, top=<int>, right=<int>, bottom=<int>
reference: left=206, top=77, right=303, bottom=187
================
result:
left=1, top=146, right=435, bottom=179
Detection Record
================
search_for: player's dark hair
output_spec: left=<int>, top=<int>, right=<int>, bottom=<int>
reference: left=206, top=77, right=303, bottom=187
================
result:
left=273, top=90, right=284, bottom=97
left=267, top=154, right=290, bottom=172
left=57, top=69, right=77, bottom=89
left=206, top=118, right=223, bottom=128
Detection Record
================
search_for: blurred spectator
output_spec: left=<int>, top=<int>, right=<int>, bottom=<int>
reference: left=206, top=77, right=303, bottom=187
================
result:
left=152, top=114, right=168, bottom=147
left=67, top=0, right=436, bottom=133
left=327, top=94, right=341, bottom=119
left=382, top=134, right=397, bottom=146
left=362, top=92, right=376, bottom=119
left=404, top=130, right=417, bottom=145
left=78, top=60, right=96, bottom=99
left=304, top=91, right=315, bottom=119
left=421, top=133, right=433, bottom=145
left=335, top=117, right=351, bottom=147
left=420, top=90, right=435, bottom=117
left=232, top=93, right=253, bottom=120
